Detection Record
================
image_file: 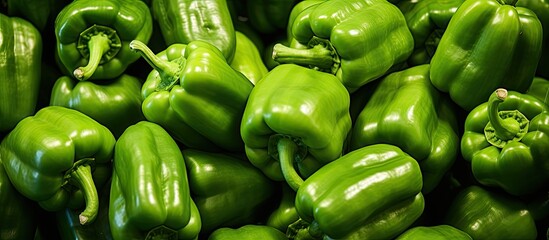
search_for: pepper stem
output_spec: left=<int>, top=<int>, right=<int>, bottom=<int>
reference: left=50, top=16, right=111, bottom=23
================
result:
left=129, top=40, right=182, bottom=91
left=70, top=164, right=99, bottom=225
left=278, top=137, right=305, bottom=192
left=484, top=88, right=529, bottom=148
left=73, top=34, right=111, bottom=81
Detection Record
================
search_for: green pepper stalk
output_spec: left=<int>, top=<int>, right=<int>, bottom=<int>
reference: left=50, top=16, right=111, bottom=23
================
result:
left=72, top=27, right=120, bottom=81
left=484, top=88, right=529, bottom=146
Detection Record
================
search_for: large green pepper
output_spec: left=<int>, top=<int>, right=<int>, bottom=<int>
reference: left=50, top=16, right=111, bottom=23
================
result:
left=0, top=159, right=40, bottom=240
left=50, top=74, right=144, bottom=138
left=240, top=64, right=351, bottom=190
left=152, top=0, right=236, bottom=62
left=0, top=13, right=42, bottom=133
left=130, top=40, right=253, bottom=152
left=109, top=121, right=193, bottom=240
left=208, top=225, right=288, bottom=240
left=266, top=183, right=299, bottom=233
left=444, top=185, right=538, bottom=240
left=350, top=64, right=460, bottom=193
left=291, top=144, right=424, bottom=240
left=0, top=106, right=116, bottom=225
left=429, top=0, right=543, bottom=111
left=230, top=31, right=268, bottom=85
left=55, top=0, right=153, bottom=81
left=0, top=0, right=69, bottom=31
left=183, top=149, right=276, bottom=234
left=461, top=88, right=549, bottom=196
left=397, top=0, right=464, bottom=66
left=517, top=0, right=549, bottom=79
left=396, top=225, right=472, bottom=240
left=272, top=0, right=414, bottom=92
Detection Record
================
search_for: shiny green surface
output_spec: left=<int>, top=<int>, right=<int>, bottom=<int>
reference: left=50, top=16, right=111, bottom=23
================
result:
left=209, top=225, right=288, bottom=240
left=517, top=0, right=549, bottom=78
left=230, top=31, right=268, bottom=85
left=396, top=225, right=472, bottom=240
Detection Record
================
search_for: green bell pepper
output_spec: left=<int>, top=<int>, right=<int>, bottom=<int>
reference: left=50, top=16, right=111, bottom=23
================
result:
left=266, top=183, right=299, bottom=233
left=350, top=64, right=460, bottom=193
left=109, top=121, right=194, bottom=240
left=240, top=64, right=351, bottom=189
left=130, top=40, right=253, bottom=152
left=395, top=225, right=472, bottom=240
left=0, top=0, right=69, bottom=31
left=152, top=0, right=236, bottom=62
left=429, top=0, right=543, bottom=111
left=209, top=225, right=288, bottom=240
left=0, top=159, right=40, bottom=240
left=183, top=149, right=276, bottom=234
left=444, top=185, right=538, bottom=240
left=230, top=31, right=268, bottom=85
left=461, top=88, right=549, bottom=196
left=272, top=0, right=414, bottom=92
left=55, top=0, right=153, bottom=81
left=50, top=74, right=144, bottom=138
left=526, top=77, right=549, bottom=105
left=397, top=0, right=464, bottom=66
left=0, top=106, right=116, bottom=225
left=291, top=144, right=424, bottom=240
left=517, top=0, right=549, bottom=79
left=245, top=0, right=298, bottom=35
left=0, top=13, right=42, bottom=133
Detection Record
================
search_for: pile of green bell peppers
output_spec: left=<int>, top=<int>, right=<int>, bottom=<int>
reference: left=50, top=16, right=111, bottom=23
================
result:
left=1, top=0, right=549, bottom=239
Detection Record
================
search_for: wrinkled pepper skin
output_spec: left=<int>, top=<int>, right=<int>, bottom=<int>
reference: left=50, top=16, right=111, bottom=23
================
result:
left=461, top=88, right=549, bottom=196
left=526, top=77, right=549, bottom=104
left=517, top=0, right=549, bottom=79
left=0, top=13, right=42, bottom=133
left=208, top=225, right=288, bottom=240
left=350, top=65, right=460, bottom=193
left=240, top=64, right=351, bottom=190
left=55, top=0, right=153, bottom=81
left=294, top=144, right=424, bottom=240
left=230, top=31, right=268, bottom=85
left=444, top=185, right=538, bottom=240
left=109, top=121, right=193, bottom=240
left=131, top=40, right=253, bottom=152
left=0, top=106, right=116, bottom=225
left=0, top=159, right=40, bottom=240
left=152, top=0, right=236, bottom=62
left=272, top=0, right=414, bottom=92
left=50, top=74, right=144, bottom=138
left=429, top=0, right=543, bottom=111
left=183, top=149, right=276, bottom=234
left=398, top=0, right=464, bottom=66
left=395, top=225, right=472, bottom=240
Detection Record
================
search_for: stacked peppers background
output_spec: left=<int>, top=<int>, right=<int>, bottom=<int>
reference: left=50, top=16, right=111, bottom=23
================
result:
left=0, top=0, right=548, bottom=239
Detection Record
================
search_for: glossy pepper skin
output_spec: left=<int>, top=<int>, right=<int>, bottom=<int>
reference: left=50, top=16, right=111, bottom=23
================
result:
left=55, top=0, right=153, bottom=81
left=109, top=121, right=193, bottom=240
left=429, top=0, right=543, bottom=111
left=230, top=31, right=268, bottom=85
left=292, top=144, right=424, bottom=240
left=0, top=13, right=42, bottom=133
left=266, top=183, right=300, bottom=233
left=131, top=40, right=253, bottom=152
left=444, top=185, right=538, bottom=240
left=0, top=159, right=40, bottom=240
left=50, top=74, right=144, bottom=138
left=152, top=0, right=236, bottom=62
left=240, top=64, right=351, bottom=190
left=397, top=0, right=464, bottom=66
left=395, top=225, right=472, bottom=240
left=272, top=0, right=414, bottom=92
left=208, top=225, right=288, bottom=240
left=526, top=77, right=549, bottom=105
left=0, top=106, right=116, bottom=225
left=183, top=149, right=276, bottom=234
left=350, top=64, right=460, bottom=193
left=461, top=88, right=549, bottom=196
left=517, top=0, right=549, bottom=79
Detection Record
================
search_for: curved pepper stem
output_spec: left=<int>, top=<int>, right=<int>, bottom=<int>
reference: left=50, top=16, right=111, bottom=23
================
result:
left=484, top=88, right=529, bottom=148
left=129, top=40, right=182, bottom=91
left=73, top=34, right=112, bottom=81
left=278, top=137, right=305, bottom=192
left=70, top=164, right=99, bottom=225
left=272, top=37, right=340, bottom=74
